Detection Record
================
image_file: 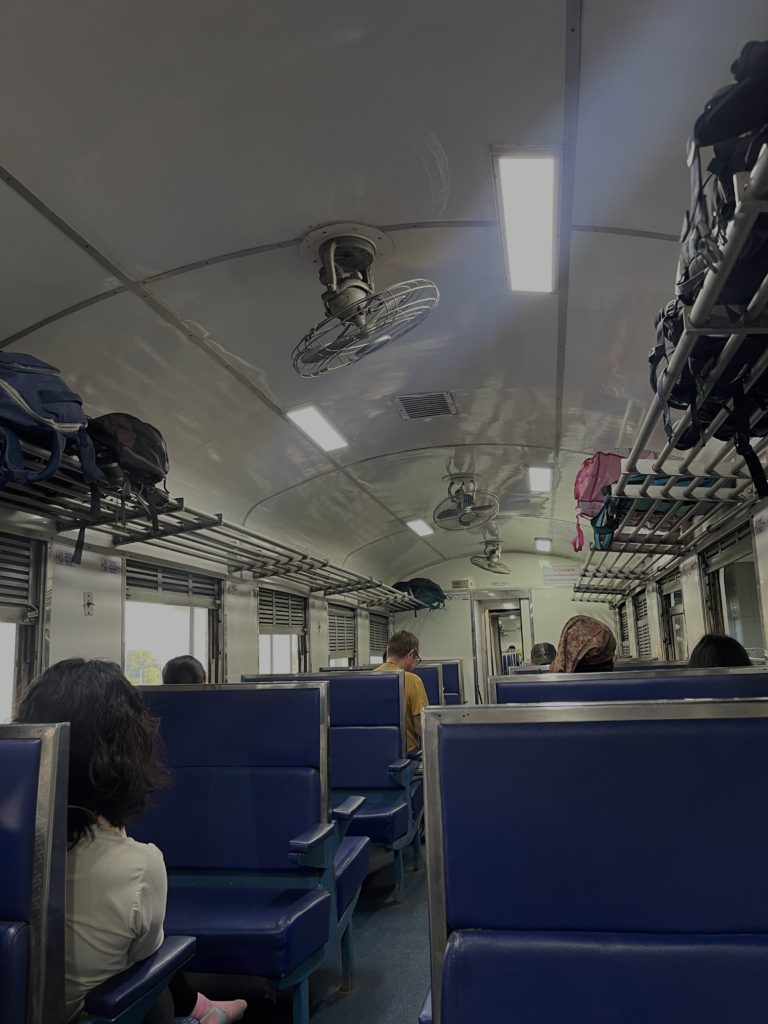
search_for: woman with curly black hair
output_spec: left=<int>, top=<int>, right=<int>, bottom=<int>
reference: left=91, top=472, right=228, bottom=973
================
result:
left=16, top=658, right=246, bottom=1024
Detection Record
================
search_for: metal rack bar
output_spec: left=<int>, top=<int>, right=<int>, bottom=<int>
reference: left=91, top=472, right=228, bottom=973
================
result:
left=575, top=145, right=768, bottom=601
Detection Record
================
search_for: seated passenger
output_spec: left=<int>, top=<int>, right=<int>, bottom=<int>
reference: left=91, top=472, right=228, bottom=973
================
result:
left=689, top=633, right=752, bottom=668
left=162, top=654, right=206, bottom=685
left=551, top=615, right=617, bottom=673
left=530, top=641, right=556, bottom=666
left=375, top=630, right=429, bottom=752
left=15, top=658, right=245, bottom=1024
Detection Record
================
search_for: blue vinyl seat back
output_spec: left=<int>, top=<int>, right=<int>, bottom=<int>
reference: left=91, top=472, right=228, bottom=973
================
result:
left=494, top=669, right=768, bottom=705
left=326, top=674, right=403, bottom=790
left=0, top=737, right=41, bottom=1024
left=438, top=715, right=768, bottom=933
left=413, top=665, right=441, bottom=705
left=437, top=662, right=461, bottom=699
left=134, top=687, right=324, bottom=872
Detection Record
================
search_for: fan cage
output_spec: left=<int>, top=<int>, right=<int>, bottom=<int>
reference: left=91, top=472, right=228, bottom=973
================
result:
left=292, top=279, right=439, bottom=378
left=433, top=489, right=500, bottom=531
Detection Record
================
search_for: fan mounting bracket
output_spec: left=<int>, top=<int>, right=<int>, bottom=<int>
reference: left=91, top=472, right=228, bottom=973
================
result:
left=299, top=222, right=394, bottom=267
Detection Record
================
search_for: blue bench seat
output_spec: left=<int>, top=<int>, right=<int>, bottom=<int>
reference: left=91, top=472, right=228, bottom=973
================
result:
left=165, top=887, right=331, bottom=977
left=441, top=931, right=768, bottom=1024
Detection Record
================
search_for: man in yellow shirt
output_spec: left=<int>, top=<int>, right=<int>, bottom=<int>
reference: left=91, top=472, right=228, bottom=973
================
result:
left=375, top=630, right=430, bottom=752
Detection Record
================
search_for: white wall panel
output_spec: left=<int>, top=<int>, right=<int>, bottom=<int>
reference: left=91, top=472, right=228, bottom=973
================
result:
left=48, top=549, right=123, bottom=664
left=224, top=582, right=258, bottom=681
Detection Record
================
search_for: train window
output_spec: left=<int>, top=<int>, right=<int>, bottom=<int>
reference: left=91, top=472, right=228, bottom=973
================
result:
left=369, top=613, right=389, bottom=664
left=0, top=621, right=17, bottom=721
left=328, top=604, right=357, bottom=668
left=633, top=591, right=652, bottom=659
left=124, top=560, right=219, bottom=684
left=259, top=633, right=301, bottom=674
left=124, top=602, right=209, bottom=684
left=722, top=559, right=764, bottom=658
left=258, top=588, right=308, bottom=673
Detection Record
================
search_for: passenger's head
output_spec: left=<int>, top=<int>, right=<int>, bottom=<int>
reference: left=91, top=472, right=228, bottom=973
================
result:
left=551, top=615, right=617, bottom=673
left=386, top=630, right=421, bottom=671
left=530, top=642, right=557, bottom=666
left=162, top=654, right=206, bottom=685
left=688, top=634, right=752, bottom=668
left=15, top=658, right=168, bottom=845
left=506, top=645, right=516, bottom=653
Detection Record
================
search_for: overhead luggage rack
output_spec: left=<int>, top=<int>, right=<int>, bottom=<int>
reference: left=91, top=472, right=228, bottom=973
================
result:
left=575, top=143, right=768, bottom=603
left=0, top=442, right=423, bottom=612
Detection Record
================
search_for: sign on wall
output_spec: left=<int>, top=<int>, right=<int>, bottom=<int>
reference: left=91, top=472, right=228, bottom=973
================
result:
left=542, top=566, right=581, bottom=586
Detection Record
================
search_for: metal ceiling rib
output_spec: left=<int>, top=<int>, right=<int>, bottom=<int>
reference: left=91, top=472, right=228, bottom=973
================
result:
left=0, top=442, right=422, bottom=611
left=574, top=145, right=768, bottom=604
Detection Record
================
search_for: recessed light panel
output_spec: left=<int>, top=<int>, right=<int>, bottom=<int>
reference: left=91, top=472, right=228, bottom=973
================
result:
left=286, top=405, right=348, bottom=452
left=494, top=151, right=557, bottom=293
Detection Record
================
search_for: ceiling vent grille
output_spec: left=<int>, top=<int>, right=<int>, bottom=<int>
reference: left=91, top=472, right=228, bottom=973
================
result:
left=393, top=392, right=458, bottom=420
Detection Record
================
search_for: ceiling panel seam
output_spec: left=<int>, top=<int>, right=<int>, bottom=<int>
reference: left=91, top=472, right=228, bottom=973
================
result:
left=0, top=164, right=444, bottom=559
left=549, top=0, right=583, bottom=540
left=241, top=440, right=599, bottom=519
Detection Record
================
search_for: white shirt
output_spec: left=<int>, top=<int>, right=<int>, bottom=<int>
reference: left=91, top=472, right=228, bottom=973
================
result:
left=65, top=825, right=167, bottom=1022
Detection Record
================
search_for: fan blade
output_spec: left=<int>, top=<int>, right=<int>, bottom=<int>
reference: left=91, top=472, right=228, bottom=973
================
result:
left=436, top=506, right=462, bottom=520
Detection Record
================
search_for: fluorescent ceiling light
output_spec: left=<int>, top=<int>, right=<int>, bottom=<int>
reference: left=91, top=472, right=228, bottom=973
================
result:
left=528, top=466, right=553, bottom=492
left=494, top=151, right=557, bottom=292
left=534, top=537, right=552, bottom=553
left=407, top=519, right=434, bottom=537
left=286, top=405, right=348, bottom=452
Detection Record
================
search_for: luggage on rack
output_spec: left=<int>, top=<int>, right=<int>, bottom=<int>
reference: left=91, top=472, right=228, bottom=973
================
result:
left=87, top=413, right=170, bottom=530
left=676, top=39, right=768, bottom=307
left=392, top=577, right=446, bottom=611
left=650, top=299, right=768, bottom=497
left=0, top=353, right=103, bottom=488
left=589, top=471, right=738, bottom=552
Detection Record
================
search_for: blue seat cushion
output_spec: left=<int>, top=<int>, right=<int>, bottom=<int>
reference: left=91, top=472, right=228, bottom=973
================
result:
left=344, top=798, right=409, bottom=845
left=335, top=836, right=370, bottom=916
left=441, top=931, right=768, bottom=1023
left=164, top=886, right=331, bottom=978
left=0, top=922, right=28, bottom=1024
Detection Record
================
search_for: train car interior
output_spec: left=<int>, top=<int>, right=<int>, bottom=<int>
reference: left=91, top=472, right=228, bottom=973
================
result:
left=2, top=2, right=768, bottom=1022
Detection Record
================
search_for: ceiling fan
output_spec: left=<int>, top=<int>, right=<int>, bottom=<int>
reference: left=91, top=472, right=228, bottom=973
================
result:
left=292, top=223, right=439, bottom=377
left=470, top=542, right=512, bottom=575
left=432, top=476, right=500, bottom=531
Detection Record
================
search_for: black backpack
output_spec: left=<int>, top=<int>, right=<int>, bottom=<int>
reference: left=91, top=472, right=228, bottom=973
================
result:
left=393, top=577, right=447, bottom=611
left=676, top=39, right=768, bottom=307
left=649, top=299, right=768, bottom=496
left=87, top=413, right=170, bottom=530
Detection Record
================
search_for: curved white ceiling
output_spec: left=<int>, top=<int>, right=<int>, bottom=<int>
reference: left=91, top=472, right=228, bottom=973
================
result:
left=0, top=0, right=765, bottom=580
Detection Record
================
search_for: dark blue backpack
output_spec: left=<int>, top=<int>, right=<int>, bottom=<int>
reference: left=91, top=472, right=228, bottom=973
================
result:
left=0, top=353, right=103, bottom=488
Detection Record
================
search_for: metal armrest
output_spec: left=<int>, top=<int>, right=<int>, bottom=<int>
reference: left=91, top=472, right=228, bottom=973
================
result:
left=83, top=935, right=196, bottom=1019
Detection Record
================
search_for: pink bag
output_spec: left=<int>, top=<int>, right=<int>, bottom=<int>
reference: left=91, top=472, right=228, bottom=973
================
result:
left=571, top=450, right=658, bottom=552
left=572, top=453, right=622, bottom=552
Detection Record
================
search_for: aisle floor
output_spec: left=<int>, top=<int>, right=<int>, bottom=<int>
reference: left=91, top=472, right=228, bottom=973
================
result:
left=192, top=846, right=430, bottom=1024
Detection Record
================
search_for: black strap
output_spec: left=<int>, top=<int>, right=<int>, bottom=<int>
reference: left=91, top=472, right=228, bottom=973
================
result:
left=147, top=486, right=159, bottom=532
left=732, top=383, right=768, bottom=497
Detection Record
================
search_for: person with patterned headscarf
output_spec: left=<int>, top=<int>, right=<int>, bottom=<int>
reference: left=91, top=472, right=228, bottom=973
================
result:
left=551, top=615, right=617, bottom=673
